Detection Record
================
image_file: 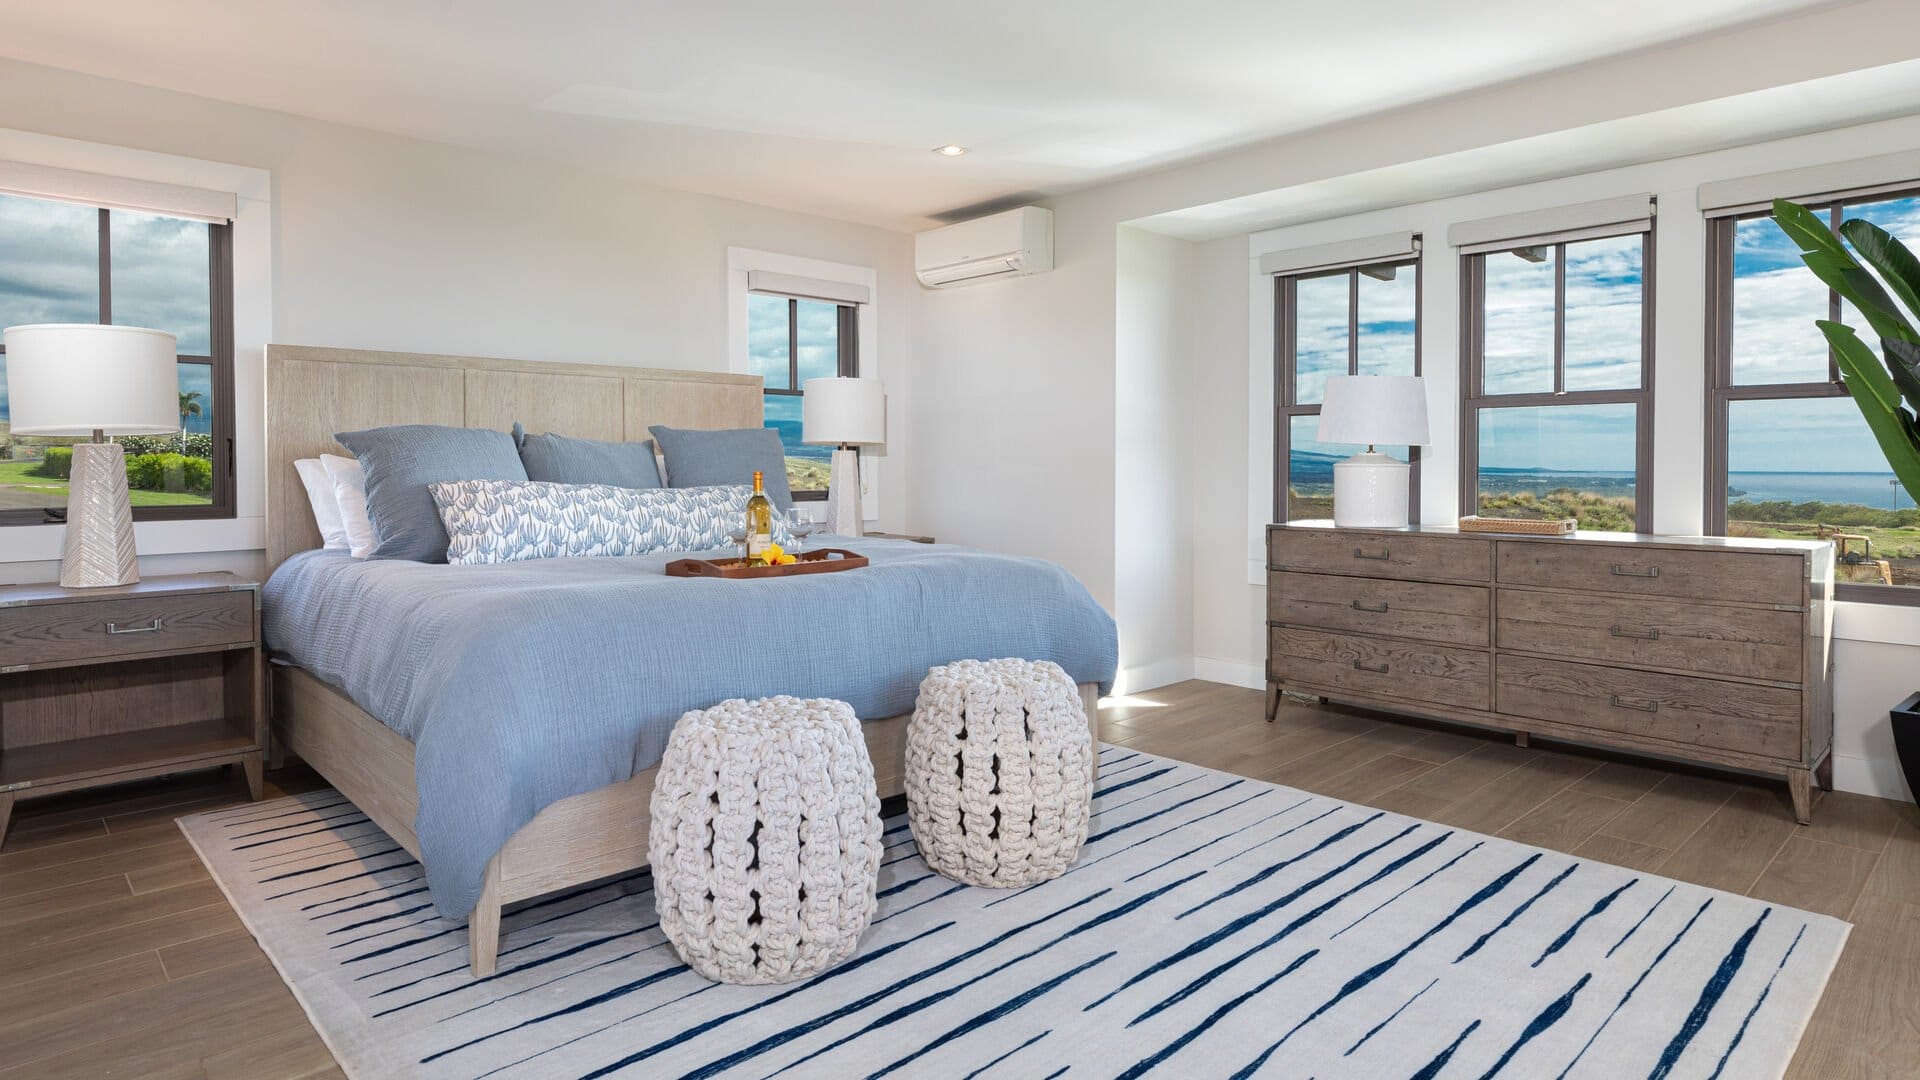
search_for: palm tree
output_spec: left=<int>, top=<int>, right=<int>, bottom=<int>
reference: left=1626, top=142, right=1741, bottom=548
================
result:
left=178, top=390, right=203, bottom=453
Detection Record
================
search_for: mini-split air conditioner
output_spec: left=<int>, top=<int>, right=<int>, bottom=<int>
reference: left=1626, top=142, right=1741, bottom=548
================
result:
left=914, top=206, right=1054, bottom=288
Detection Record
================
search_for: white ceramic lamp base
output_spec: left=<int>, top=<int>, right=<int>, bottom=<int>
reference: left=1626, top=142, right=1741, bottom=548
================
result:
left=1332, top=451, right=1411, bottom=528
left=62, top=441, right=140, bottom=588
left=826, top=447, right=863, bottom=537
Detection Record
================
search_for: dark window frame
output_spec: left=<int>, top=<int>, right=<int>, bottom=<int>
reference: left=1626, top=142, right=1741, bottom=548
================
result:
left=757, top=295, right=858, bottom=502
left=1458, top=227, right=1656, bottom=533
left=0, top=205, right=235, bottom=527
left=1272, top=258, right=1423, bottom=523
left=1704, top=186, right=1920, bottom=605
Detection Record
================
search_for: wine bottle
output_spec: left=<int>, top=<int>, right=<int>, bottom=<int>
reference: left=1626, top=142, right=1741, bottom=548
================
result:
left=745, top=470, right=774, bottom=560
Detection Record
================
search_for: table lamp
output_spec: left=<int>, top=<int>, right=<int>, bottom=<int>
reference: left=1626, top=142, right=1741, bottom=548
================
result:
left=3, top=324, right=179, bottom=588
left=1317, top=374, right=1429, bottom=528
left=801, top=377, right=885, bottom=537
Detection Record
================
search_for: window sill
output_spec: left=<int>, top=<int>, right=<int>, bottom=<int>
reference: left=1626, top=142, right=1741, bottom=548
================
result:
left=0, top=515, right=264, bottom=564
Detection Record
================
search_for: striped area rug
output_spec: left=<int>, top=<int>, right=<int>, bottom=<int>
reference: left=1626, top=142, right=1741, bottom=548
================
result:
left=179, top=746, right=1847, bottom=1079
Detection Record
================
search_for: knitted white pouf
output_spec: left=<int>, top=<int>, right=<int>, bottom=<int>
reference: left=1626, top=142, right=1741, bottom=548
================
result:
left=648, top=696, right=883, bottom=985
left=906, top=658, right=1093, bottom=888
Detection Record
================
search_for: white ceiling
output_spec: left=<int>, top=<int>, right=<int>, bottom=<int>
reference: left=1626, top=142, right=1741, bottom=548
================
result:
left=0, top=0, right=1839, bottom=231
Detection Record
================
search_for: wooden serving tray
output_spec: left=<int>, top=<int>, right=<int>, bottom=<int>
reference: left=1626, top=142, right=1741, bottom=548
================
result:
left=1457, top=515, right=1577, bottom=536
left=664, top=548, right=870, bottom=579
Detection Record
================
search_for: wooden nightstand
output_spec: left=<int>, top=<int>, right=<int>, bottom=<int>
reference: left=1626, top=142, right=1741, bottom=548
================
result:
left=864, top=531, right=935, bottom=544
left=0, top=572, right=264, bottom=840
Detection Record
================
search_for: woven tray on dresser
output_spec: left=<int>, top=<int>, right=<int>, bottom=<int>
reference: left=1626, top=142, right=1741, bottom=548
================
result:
left=1264, top=521, right=1835, bottom=823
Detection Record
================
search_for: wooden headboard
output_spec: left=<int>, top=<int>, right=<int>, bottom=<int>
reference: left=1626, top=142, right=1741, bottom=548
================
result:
left=264, top=344, right=763, bottom=570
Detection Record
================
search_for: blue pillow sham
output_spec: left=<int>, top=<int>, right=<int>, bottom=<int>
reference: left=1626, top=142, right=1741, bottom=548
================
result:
left=334, top=424, right=527, bottom=563
left=648, top=425, right=794, bottom=513
left=512, top=424, right=663, bottom=489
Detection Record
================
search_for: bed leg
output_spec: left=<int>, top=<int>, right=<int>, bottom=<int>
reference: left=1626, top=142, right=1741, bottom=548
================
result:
left=469, top=861, right=502, bottom=978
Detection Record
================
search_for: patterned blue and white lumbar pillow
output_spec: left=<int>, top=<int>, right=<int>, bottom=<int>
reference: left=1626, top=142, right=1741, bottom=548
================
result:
left=428, top=479, right=791, bottom=565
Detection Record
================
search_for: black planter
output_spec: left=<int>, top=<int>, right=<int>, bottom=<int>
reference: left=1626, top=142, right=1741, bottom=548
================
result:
left=1892, top=691, right=1920, bottom=804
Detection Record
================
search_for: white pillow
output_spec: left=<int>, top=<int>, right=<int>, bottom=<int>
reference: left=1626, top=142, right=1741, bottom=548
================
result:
left=293, top=458, right=349, bottom=551
left=320, top=453, right=376, bottom=559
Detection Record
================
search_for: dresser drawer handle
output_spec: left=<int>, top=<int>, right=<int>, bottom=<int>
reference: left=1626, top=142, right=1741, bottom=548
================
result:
left=1609, top=694, right=1659, bottom=713
left=1353, top=659, right=1390, bottom=674
left=1608, top=625, right=1660, bottom=641
left=106, top=619, right=164, bottom=635
left=1609, top=564, right=1660, bottom=579
left=1352, top=548, right=1391, bottom=561
left=1350, top=600, right=1390, bottom=613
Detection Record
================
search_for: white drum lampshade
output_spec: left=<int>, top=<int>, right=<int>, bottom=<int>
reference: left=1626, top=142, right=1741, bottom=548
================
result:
left=1317, top=375, right=1429, bottom=529
left=3, top=323, right=179, bottom=587
left=801, top=377, right=886, bottom=537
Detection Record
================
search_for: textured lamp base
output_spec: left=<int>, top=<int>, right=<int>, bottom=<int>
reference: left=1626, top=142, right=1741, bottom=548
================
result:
left=1332, top=451, right=1412, bottom=528
left=61, top=442, right=140, bottom=589
left=826, top=447, right=863, bottom=537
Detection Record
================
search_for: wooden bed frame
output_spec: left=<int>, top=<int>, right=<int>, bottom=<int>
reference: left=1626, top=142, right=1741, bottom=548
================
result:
left=262, top=344, right=1101, bottom=976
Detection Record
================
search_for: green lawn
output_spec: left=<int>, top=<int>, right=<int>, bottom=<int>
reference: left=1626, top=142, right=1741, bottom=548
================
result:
left=0, top=459, right=212, bottom=508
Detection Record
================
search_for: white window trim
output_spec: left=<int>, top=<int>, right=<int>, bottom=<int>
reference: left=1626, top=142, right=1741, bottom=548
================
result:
left=726, top=247, right=880, bottom=522
left=0, top=128, right=272, bottom=568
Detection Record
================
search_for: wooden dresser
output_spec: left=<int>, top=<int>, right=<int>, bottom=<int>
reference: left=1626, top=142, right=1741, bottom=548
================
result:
left=1265, top=522, right=1835, bottom=822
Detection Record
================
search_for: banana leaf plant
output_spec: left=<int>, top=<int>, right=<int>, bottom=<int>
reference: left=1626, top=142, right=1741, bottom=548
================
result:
left=1771, top=198, right=1920, bottom=505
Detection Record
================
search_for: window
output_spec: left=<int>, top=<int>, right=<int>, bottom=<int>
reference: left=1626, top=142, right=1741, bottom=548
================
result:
left=1274, top=258, right=1421, bottom=520
left=0, top=192, right=233, bottom=525
left=1461, top=230, right=1652, bottom=531
left=1707, top=188, right=1920, bottom=598
left=748, top=292, right=858, bottom=500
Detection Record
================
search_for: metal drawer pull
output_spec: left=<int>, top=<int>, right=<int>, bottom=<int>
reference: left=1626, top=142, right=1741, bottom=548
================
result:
left=106, top=619, right=163, bottom=635
left=1353, top=659, right=1390, bottom=673
left=1609, top=694, right=1658, bottom=713
left=1608, top=625, right=1660, bottom=641
left=1352, top=548, right=1391, bottom=561
left=1350, top=600, right=1390, bottom=613
left=1609, top=564, right=1659, bottom=578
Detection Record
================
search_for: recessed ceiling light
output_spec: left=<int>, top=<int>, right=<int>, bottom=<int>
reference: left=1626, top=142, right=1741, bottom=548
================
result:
left=932, top=144, right=968, bottom=157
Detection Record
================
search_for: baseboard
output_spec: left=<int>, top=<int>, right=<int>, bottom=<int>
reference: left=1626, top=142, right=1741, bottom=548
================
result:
left=1831, top=751, right=1914, bottom=802
left=1112, top=656, right=1194, bottom=696
left=1191, top=656, right=1264, bottom=690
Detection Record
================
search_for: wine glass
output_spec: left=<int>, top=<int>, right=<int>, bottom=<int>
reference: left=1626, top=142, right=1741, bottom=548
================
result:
left=725, top=526, right=748, bottom=559
left=785, top=508, right=816, bottom=553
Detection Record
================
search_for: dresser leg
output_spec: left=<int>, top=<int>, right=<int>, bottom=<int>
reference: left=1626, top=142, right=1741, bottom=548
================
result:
left=1787, top=768, right=1813, bottom=825
left=241, top=753, right=264, bottom=802
left=1264, top=682, right=1280, bottom=722
left=0, top=791, right=13, bottom=845
left=1814, top=754, right=1834, bottom=792
left=1514, top=732, right=1530, bottom=749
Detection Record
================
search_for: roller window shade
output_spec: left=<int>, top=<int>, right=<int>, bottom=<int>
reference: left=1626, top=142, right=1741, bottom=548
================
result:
left=746, top=270, right=870, bottom=306
left=1449, top=193, right=1654, bottom=254
left=1257, top=231, right=1420, bottom=277
left=1698, top=150, right=1920, bottom=217
left=0, top=159, right=236, bottom=223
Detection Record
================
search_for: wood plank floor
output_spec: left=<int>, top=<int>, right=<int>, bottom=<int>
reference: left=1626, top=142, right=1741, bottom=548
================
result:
left=1, top=680, right=1914, bottom=1077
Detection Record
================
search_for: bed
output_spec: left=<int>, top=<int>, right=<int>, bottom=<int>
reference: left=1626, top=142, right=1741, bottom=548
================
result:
left=261, top=344, right=1116, bottom=976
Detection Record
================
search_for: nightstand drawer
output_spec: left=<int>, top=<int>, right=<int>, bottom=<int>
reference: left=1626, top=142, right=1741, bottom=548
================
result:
left=0, top=590, right=254, bottom=668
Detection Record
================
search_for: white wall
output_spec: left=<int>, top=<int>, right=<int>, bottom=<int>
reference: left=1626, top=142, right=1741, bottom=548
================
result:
left=1112, top=226, right=1195, bottom=691
left=1195, top=114, right=1920, bottom=801
left=0, top=57, right=917, bottom=582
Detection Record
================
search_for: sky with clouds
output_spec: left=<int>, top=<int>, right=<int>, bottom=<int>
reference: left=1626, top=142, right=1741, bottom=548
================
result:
left=0, top=193, right=212, bottom=431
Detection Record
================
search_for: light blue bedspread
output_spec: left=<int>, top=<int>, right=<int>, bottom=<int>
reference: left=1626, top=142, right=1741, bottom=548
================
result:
left=262, top=539, right=1117, bottom=917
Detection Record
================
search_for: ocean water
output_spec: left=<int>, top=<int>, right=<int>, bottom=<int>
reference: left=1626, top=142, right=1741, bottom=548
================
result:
left=1289, top=453, right=1913, bottom=511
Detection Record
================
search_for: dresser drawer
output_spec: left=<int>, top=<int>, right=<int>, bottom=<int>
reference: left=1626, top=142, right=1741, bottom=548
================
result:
left=1269, top=626, right=1490, bottom=711
left=0, top=590, right=254, bottom=668
left=1497, top=591, right=1803, bottom=683
left=1495, top=540, right=1803, bottom=605
left=1270, top=529, right=1490, bottom=583
left=1269, top=571, right=1490, bottom=646
left=1496, top=654, right=1801, bottom=761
